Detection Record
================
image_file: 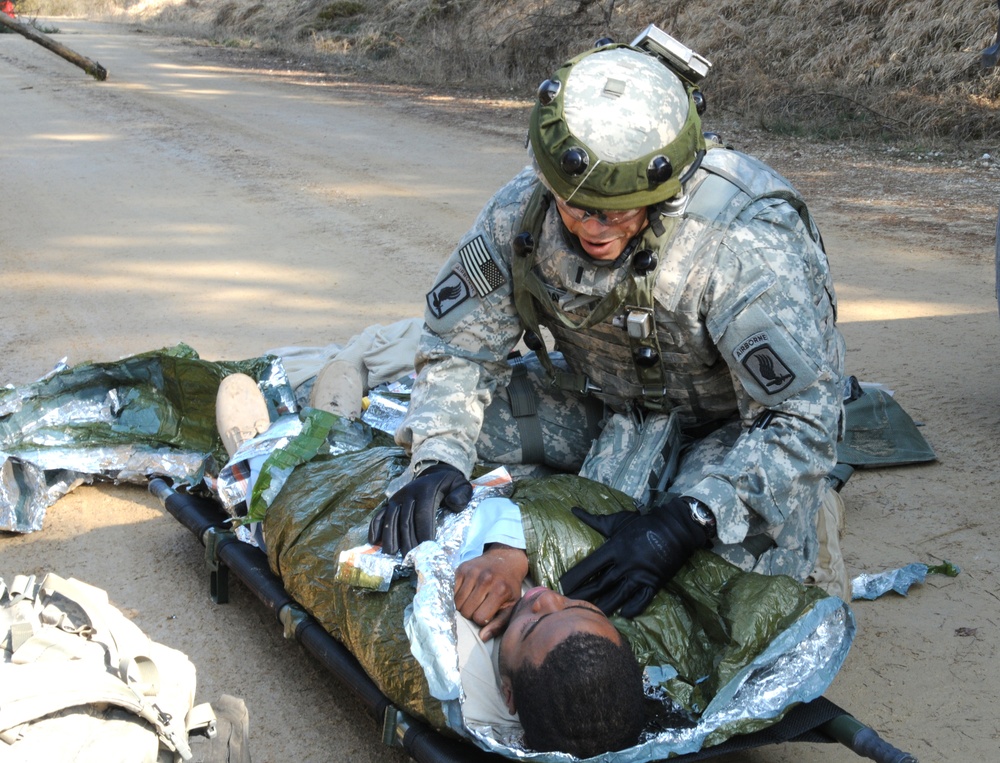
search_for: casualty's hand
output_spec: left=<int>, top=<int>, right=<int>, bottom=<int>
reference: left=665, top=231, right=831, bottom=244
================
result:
left=454, top=544, right=529, bottom=641
left=559, top=497, right=713, bottom=618
left=367, top=463, right=472, bottom=557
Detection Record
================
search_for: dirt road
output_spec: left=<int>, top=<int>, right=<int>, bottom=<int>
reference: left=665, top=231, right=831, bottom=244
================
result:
left=2, top=19, right=998, bottom=763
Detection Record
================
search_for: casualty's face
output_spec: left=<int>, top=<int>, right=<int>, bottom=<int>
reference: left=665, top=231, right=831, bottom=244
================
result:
left=554, top=197, right=649, bottom=261
left=497, top=586, right=621, bottom=676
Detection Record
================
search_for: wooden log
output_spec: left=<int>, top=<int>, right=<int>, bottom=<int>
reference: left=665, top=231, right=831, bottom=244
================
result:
left=0, top=13, right=108, bottom=80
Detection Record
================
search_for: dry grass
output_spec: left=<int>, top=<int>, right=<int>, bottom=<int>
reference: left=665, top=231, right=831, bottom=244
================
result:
left=23, top=0, right=1000, bottom=143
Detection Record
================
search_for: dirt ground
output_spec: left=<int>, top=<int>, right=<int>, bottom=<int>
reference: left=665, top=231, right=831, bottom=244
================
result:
left=2, top=18, right=999, bottom=763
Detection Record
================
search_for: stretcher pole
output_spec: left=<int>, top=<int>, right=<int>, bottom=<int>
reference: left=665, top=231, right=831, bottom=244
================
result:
left=149, top=479, right=918, bottom=763
left=148, top=479, right=501, bottom=763
left=821, top=715, right=918, bottom=763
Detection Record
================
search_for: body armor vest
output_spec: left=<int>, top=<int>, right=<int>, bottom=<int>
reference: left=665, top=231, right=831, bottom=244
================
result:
left=512, top=147, right=817, bottom=426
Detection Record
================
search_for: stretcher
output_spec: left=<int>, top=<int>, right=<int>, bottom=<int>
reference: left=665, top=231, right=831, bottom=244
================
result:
left=149, top=478, right=919, bottom=763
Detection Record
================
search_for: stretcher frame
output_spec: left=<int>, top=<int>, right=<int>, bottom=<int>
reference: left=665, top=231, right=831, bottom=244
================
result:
left=149, top=479, right=918, bottom=763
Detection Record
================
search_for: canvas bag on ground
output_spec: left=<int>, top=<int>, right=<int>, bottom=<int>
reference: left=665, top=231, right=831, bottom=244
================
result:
left=0, top=572, right=250, bottom=763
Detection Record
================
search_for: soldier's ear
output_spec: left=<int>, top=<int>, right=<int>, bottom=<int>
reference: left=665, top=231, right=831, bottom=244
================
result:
left=500, top=674, right=517, bottom=714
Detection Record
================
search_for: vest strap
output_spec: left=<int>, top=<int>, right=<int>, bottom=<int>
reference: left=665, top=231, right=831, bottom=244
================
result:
left=506, top=358, right=545, bottom=464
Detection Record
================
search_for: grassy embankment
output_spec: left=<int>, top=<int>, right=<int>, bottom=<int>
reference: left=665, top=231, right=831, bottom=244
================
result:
left=13, top=0, right=1000, bottom=144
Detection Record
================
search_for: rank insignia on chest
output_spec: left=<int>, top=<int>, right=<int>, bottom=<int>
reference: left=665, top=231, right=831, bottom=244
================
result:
left=427, top=270, right=471, bottom=318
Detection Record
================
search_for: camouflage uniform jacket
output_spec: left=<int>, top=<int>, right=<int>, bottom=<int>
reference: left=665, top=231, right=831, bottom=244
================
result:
left=397, top=147, right=846, bottom=549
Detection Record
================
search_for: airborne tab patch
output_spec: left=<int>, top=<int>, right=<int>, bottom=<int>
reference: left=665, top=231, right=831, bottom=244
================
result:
left=427, top=270, right=471, bottom=319
left=459, top=236, right=506, bottom=297
left=733, top=332, right=796, bottom=394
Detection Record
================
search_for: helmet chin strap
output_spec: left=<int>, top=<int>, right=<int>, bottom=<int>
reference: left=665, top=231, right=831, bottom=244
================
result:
left=680, top=149, right=707, bottom=184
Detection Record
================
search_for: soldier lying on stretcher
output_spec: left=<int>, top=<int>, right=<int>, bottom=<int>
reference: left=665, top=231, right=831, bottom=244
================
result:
left=215, top=373, right=853, bottom=760
left=218, top=373, right=647, bottom=756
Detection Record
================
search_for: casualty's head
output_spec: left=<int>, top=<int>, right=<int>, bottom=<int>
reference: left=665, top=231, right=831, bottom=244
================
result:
left=497, top=586, right=647, bottom=757
left=528, top=39, right=708, bottom=260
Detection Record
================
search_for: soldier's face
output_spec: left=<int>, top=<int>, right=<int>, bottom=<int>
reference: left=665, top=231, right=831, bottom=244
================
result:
left=496, top=586, right=621, bottom=713
left=555, top=198, right=648, bottom=261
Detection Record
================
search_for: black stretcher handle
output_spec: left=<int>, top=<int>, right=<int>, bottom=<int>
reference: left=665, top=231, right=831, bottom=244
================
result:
left=150, top=477, right=224, bottom=540
left=822, top=715, right=918, bottom=763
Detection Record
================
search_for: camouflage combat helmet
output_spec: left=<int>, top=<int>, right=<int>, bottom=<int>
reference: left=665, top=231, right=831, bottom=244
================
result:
left=529, top=43, right=707, bottom=210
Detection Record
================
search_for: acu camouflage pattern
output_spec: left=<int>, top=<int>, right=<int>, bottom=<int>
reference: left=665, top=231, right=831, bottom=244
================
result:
left=397, top=147, right=845, bottom=582
left=529, top=207, right=737, bottom=421
left=562, top=48, right=688, bottom=161
left=529, top=45, right=706, bottom=209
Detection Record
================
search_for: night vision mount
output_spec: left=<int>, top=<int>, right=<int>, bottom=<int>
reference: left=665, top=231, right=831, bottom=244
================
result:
left=631, top=24, right=712, bottom=85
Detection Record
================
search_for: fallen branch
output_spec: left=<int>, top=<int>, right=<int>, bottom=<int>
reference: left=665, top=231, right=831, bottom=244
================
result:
left=0, top=14, right=107, bottom=81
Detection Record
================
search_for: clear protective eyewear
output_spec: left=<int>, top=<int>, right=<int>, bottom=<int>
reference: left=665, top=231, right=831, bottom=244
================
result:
left=554, top=196, right=646, bottom=227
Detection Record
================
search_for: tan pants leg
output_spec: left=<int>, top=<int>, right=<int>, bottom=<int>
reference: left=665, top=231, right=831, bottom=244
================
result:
left=805, top=487, right=850, bottom=601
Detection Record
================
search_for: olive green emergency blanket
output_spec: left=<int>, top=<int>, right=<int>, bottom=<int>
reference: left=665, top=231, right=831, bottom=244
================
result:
left=258, top=445, right=854, bottom=761
left=259, top=445, right=453, bottom=729
left=521, top=475, right=830, bottom=703
left=0, top=343, right=292, bottom=533
left=245, top=408, right=374, bottom=524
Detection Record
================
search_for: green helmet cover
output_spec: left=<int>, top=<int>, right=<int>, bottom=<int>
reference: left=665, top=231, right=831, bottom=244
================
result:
left=529, top=44, right=706, bottom=210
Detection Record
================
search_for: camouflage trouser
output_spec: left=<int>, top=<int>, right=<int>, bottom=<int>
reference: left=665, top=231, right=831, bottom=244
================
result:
left=477, top=353, right=603, bottom=476
left=478, top=353, right=847, bottom=594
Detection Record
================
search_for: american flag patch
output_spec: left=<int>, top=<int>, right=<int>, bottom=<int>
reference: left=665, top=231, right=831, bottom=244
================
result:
left=459, top=236, right=506, bottom=297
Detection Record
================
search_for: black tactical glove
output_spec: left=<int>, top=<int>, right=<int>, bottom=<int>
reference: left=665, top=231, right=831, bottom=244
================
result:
left=367, top=463, right=472, bottom=557
left=559, top=497, right=715, bottom=618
